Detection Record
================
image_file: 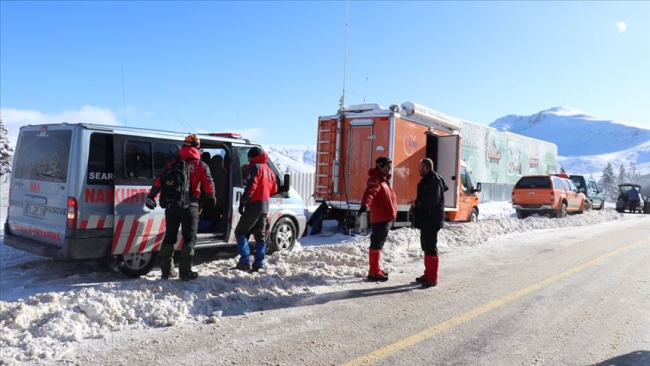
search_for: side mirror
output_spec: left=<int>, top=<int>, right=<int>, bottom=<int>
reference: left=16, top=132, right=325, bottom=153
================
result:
left=282, top=173, right=291, bottom=193
left=473, top=182, right=482, bottom=193
left=578, top=188, right=586, bottom=193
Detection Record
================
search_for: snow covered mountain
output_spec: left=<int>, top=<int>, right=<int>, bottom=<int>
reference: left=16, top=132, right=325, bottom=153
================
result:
left=489, top=107, right=650, bottom=175
left=265, top=145, right=316, bottom=173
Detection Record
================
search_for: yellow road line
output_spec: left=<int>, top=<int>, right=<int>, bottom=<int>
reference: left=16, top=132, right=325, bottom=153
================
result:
left=342, top=238, right=647, bottom=366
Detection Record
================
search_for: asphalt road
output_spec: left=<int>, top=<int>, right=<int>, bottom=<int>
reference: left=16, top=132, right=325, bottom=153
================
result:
left=69, top=214, right=650, bottom=366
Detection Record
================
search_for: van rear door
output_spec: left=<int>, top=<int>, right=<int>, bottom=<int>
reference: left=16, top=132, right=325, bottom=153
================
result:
left=6, top=126, right=73, bottom=254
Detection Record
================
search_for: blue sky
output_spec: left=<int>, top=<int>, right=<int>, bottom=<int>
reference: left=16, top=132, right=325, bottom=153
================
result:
left=1, top=1, right=649, bottom=146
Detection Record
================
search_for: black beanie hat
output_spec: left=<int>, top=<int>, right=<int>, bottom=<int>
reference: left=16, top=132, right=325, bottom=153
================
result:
left=248, top=146, right=263, bottom=158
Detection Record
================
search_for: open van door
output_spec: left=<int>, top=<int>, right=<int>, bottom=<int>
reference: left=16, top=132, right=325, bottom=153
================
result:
left=437, top=134, right=460, bottom=209
left=111, top=135, right=168, bottom=277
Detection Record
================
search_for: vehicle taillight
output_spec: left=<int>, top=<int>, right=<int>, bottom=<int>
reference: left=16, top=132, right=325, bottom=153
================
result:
left=67, top=197, right=77, bottom=229
left=550, top=191, right=555, bottom=202
left=511, top=191, right=515, bottom=202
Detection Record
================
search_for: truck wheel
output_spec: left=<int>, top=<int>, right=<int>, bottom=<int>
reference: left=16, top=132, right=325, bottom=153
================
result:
left=516, top=209, right=527, bottom=219
left=584, top=200, right=592, bottom=211
left=115, top=251, right=157, bottom=278
left=556, top=203, right=567, bottom=218
left=469, top=208, right=478, bottom=222
left=268, top=217, right=297, bottom=254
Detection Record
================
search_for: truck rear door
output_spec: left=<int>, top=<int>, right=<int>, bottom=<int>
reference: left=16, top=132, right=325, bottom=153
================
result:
left=346, top=120, right=374, bottom=202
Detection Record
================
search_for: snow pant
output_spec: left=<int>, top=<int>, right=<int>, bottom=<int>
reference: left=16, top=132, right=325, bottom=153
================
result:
left=369, top=221, right=393, bottom=250
left=234, top=210, right=268, bottom=268
left=159, top=205, right=199, bottom=277
left=420, top=225, right=441, bottom=256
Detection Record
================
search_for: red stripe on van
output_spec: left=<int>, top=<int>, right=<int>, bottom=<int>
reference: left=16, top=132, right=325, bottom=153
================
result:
left=122, top=219, right=140, bottom=254
left=112, top=219, right=125, bottom=254
left=137, top=219, right=154, bottom=253
left=152, top=219, right=166, bottom=252
left=80, top=220, right=89, bottom=229
left=97, top=218, right=105, bottom=229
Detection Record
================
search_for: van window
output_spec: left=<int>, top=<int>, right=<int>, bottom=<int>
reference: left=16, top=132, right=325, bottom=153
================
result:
left=152, top=142, right=179, bottom=177
left=460, top=167, right=472, bottom=191
left=235, top=146, right=282, bottom=190
left=515, top=176, right=551, bottom=189
left=87, top=133, right=114, bottom=185
left=14, top=129, right=72, bottom=183
left=125, top=141, right=153, bottom=179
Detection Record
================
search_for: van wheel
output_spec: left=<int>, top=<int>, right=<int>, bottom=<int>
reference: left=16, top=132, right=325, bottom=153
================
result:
left=268, top=217, right=297, bottom=254
left=469, top=208, right=478, bottom=222
left=556, top=203, right=567, bottom=218
left=115, top=251, right=158, bottom=278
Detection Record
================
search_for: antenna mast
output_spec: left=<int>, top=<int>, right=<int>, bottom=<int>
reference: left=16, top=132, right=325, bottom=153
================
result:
left=339, top=0, right=349, bottom=111
left=121, top=68, right=127, bottom=126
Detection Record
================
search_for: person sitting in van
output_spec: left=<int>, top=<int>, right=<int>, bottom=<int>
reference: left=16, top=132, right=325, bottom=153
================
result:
left=234, top=147, right=277, bottom=272
left=628, top=186, right=640, bottom=212
left=145, top=134, right=216, bottom=281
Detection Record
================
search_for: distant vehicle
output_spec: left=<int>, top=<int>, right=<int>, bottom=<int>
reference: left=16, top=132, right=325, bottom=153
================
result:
left=3, top=123, right=307, bottom=277
left=553, top=173, right=604, bottom=210
left=512, top=175, right=586, bottom=219
left=644, top=195, right=650, bottom=214
left=615, top=183, right=645, bottom=214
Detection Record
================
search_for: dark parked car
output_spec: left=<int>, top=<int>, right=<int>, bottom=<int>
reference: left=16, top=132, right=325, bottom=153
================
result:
left=645, top=195, right=650, bottom=214
left=554, top=173, right=605, bottom=210
left=615, top=183, right=645, bottom=213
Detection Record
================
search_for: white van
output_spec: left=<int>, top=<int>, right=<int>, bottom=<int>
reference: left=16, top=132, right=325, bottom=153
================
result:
left=3, top=123, right=307, bottom=277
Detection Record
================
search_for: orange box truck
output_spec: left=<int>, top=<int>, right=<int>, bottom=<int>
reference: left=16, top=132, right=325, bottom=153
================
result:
left=314, top=101, right=482, bottom=232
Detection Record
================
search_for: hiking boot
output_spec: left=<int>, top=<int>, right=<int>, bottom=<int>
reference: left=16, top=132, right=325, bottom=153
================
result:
left=367, top=270, right=389, bottom=282
left=251, top=265, right=262, bottom=272
left=415, top=274, right=426, bottom=283
left=180, top=271, right=199, bottom=281
left=161, top=268, right=178, bottom=280
left=421, top=281, right=437, bottom=288
left=233, top=263, right=252, bottom=272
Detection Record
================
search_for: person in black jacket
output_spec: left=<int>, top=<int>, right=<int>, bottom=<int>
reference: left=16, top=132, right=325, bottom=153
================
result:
left=410, top=158, right=447, bottom=288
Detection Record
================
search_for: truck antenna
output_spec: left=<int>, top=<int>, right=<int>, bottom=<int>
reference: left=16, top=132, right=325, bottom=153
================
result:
left=121, top=67, right=127, bottom=126
left=339, top=0, right=349, bottom=111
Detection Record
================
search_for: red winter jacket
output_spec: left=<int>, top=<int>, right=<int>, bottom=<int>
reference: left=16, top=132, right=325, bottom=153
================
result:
left=360, top=167, right=397, bottom=224
left=242, top=152, right=278, bottom=214
left=150, top=146, right=215, bottom=203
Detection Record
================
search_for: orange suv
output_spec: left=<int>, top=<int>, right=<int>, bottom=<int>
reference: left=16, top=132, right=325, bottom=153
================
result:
left=512, top=175, right=586, bottom=219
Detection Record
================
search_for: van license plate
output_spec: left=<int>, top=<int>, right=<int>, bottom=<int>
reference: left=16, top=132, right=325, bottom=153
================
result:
left=26, top=203, right=46, bottom=216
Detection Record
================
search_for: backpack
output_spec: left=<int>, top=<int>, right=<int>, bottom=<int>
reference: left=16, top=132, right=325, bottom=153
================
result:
left=159, top=159, right=191, bottom=209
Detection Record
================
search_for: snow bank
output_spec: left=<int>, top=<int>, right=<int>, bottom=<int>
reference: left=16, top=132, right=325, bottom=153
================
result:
left=0, top=208, right=622, bottom=364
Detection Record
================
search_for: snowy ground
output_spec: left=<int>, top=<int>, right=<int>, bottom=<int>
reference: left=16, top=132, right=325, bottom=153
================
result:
left=0, top=202, right=626, bottom=364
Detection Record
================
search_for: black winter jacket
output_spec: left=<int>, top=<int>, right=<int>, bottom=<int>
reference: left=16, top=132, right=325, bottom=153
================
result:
left=413, top=171, right=446, bottom=229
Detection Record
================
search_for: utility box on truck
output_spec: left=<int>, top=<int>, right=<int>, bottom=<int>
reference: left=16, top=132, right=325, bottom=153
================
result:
left=314, top=102, right=482, bottom=232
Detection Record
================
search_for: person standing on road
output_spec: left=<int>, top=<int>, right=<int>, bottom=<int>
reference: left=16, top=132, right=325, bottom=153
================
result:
left=358, top=157, right=397, bottom=282
left=145, top=134, right=216, bottom=281
left=628, top=186, right=640, bottom=213
left=234, top=146, right=278, bottom=272
left=411, top=158, right=447, bottom=288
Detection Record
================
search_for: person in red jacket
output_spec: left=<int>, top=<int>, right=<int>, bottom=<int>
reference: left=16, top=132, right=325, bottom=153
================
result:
left=145, top=134, right=215, bottom=281
left=234, top=146, right=278, bottom=272
left=358, top=157, right=397, bottom=282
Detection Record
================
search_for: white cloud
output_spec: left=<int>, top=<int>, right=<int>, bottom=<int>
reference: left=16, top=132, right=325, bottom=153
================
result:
left=0, top=106, right=121, bottom=146
left=616, top=21, right=627, bottom=33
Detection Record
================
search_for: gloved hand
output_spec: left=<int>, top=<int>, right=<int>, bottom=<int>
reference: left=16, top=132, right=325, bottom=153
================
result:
left=145, top=197, right=157, bottom=210
left=357, top=205, right=367, bottom=217
left=204, top=197, right=216, bottom=208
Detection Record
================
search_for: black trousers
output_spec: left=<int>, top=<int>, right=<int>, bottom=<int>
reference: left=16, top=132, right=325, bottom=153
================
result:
left=235, top=210, right=268, bottom=242
left=369, top=221, right=393, bottom=250
left=420, top=225, right=441, bottom=256
left=159, top=205, right=199, bottom=275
